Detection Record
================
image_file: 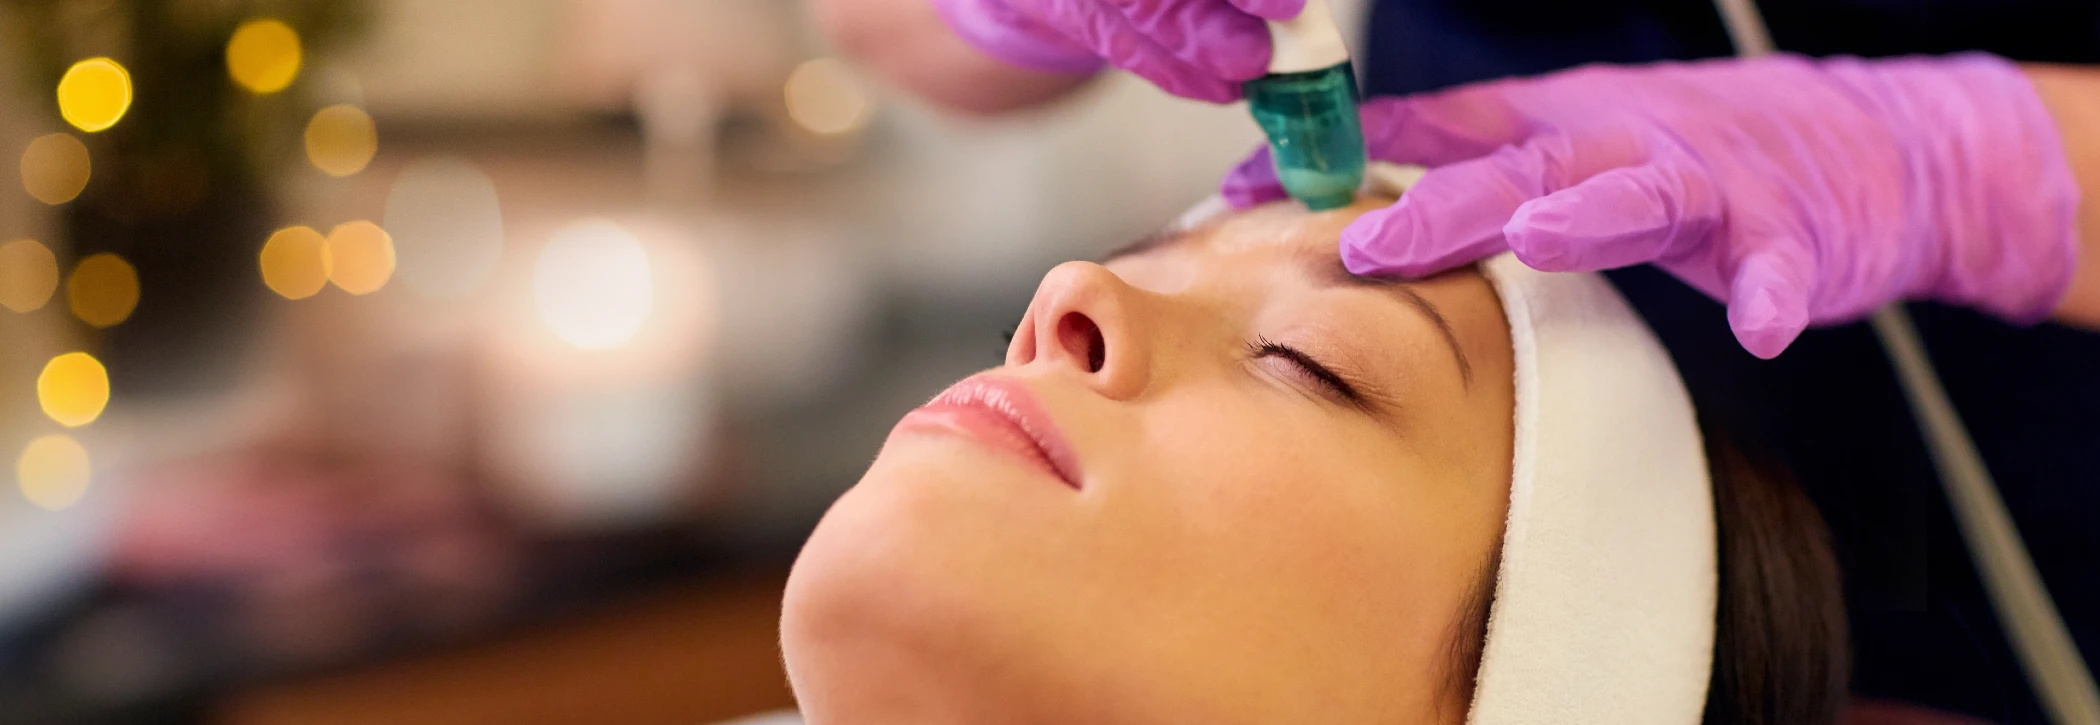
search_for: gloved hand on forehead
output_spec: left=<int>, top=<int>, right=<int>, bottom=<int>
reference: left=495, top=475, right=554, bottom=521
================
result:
left=1223, top=54, right=2080, bottom=358
left=929, top=0, right=1304, bottom=102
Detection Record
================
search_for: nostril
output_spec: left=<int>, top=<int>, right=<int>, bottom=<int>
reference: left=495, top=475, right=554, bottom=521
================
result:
left=1057, top=312, right=1106, bottom=373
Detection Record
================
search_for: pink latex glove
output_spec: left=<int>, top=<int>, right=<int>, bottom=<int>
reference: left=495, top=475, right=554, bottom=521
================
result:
left=930, top=0, right=1304, bottom=102
left=1223, top=54, right=2080, bottom=358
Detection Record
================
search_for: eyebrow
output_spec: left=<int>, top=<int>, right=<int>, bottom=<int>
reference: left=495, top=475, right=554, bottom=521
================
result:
left=1102, top=228, right=1475, bottom=388
left=1301, top=249, right=1475, bottom=389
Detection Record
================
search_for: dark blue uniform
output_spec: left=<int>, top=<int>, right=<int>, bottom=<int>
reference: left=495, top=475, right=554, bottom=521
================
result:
left=1357, top=2, right=2100, bottom=722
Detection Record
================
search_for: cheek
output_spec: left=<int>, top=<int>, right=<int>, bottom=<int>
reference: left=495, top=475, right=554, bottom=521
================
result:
left=1121, top=405, right=1453, bottom=593
left=1089, top=389, right=1496, bottom=705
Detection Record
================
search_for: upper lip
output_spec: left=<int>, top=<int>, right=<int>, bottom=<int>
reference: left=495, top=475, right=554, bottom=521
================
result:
left=921, top=375, right=1083, bottom=489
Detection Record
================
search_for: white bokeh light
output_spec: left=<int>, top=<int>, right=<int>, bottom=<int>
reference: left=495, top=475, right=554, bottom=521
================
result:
left=534, top=219, right=654, bottom=349
left=383, top=156, right=504, bottom=298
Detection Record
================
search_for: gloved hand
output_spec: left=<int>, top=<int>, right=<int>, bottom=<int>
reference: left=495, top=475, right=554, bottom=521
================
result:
left=1223, top=54, right=2080, bottom=358
left=929, top=0, right=1304, bottom=102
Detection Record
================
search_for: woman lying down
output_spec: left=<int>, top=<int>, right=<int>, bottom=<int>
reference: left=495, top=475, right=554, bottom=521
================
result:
left=771, top=165, right=1849, bottom=725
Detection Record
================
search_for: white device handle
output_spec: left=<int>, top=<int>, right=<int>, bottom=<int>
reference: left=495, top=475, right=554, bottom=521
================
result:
left=1265, top=0, right=1350, bottom=74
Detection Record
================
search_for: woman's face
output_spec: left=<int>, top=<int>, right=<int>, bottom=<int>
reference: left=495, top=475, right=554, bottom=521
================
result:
left=782, top=199, right=1516, bottom=724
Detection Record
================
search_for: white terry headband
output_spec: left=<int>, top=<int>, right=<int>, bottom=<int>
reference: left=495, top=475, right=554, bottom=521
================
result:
left=1472, top=253, right=1716, bottom=724
left=1175, top=162, right=1717, bottom=724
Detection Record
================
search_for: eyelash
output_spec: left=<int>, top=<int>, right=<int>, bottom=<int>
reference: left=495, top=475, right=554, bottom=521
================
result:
left=1247, top=336, right=1364, bottom=404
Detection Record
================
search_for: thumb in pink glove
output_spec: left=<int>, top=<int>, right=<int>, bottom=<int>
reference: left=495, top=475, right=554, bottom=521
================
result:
left=1223, top=54, right=2080, bottom=358
left=931, top=0, right=1305, bottom=102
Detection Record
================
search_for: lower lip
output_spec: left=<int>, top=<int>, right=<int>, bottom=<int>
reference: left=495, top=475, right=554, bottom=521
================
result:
left=890, top=404, right=1075, bottom=489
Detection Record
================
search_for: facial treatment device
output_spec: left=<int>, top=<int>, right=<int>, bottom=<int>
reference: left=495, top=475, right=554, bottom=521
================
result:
left=1244, top=0, right=1366, bottom=211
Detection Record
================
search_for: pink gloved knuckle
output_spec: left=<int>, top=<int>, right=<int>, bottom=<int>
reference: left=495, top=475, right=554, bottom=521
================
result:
left=1108, top=43, right=1212, bottom=99
left=1505, top=166, right=1691, bottom=272
left=1190, top=13, right=1273, bottom=79
left=1339, top=209, right=1413, bottom=267
left=1099, top=0, right=1263, bottom=81
left=1341, top=205, right=1495, bottom=278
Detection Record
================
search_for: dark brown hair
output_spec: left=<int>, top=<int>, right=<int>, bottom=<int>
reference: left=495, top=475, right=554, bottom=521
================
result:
left=1445, top=418, right=1850, bottom=725
left=1700, top=417, right=1850, bottom=725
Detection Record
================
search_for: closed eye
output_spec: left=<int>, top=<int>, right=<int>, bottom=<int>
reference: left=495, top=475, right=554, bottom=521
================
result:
left=1248, top=336, right=1365, bottom=405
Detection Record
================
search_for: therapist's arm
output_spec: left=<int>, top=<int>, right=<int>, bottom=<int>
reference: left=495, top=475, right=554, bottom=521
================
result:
left=810, top=0, right=1096, bottom=115
left=2027, top=64, right=2100, bottom=329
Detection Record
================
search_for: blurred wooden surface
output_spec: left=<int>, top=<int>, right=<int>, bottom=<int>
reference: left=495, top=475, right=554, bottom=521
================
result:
left=215, top=566, right=796, bottom=725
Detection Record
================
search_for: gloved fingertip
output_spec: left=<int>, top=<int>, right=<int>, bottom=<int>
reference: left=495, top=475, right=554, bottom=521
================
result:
left=1340, top=208, right=1429, bottom=276
left=1221, top=159, right=1285, bottom=209
left=1504, top=204, right=1581, bottom=272
left=1732, top=321, right=1801, bottom=360
left=1194, top=22, right=1276, bottom=82
left=1727, top=276, right=1808, bottom=360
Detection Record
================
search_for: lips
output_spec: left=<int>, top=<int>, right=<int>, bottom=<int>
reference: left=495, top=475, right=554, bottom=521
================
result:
left=891, top=375, right=1082, bottom=490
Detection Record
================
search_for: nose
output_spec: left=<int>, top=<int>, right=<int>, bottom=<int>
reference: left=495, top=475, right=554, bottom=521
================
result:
left=1007, top=262, right=1151, bottom=400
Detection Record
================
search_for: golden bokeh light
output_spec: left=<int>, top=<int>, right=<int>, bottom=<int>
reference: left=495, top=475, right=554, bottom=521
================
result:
left=20, top=133, right=91, bottom=205
left=226, top=19, right=302, bottom=94
left=38, top=352, right=109, bottom=428
left=259, top=226, right=330, bottom=299
left=305, top=104, right=377, bottom=177
left=325, top=221, right=394, bottom=295
left=17, top=435, right=90, bottom=511
left=784, top=58, right=873, bottom=136
left=56, top=58, right=133, bottom=133
left=67, top=253, right=139, bottom=328
left=0, top=239, right=59, bottom=313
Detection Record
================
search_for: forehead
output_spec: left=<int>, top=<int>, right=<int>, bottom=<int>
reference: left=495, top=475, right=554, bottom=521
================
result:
left=1110, top=198, right=1391, bottom=265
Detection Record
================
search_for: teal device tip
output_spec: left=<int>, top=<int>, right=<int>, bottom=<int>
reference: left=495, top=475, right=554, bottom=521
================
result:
left=1245, top=61, right=1366, bottom=211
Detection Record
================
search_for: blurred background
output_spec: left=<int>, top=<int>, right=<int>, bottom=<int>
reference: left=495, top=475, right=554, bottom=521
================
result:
left=0, top=0, right=1302, bottom=722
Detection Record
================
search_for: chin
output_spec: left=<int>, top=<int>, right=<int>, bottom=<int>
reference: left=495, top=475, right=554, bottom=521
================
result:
left=781, top=442, right=1084, bottom=723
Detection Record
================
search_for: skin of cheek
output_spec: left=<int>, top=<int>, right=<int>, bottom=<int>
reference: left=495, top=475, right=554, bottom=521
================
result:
left=1081, top=368, right=1499, bottom=723
left=782, top=377, right=1499, bottom=725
